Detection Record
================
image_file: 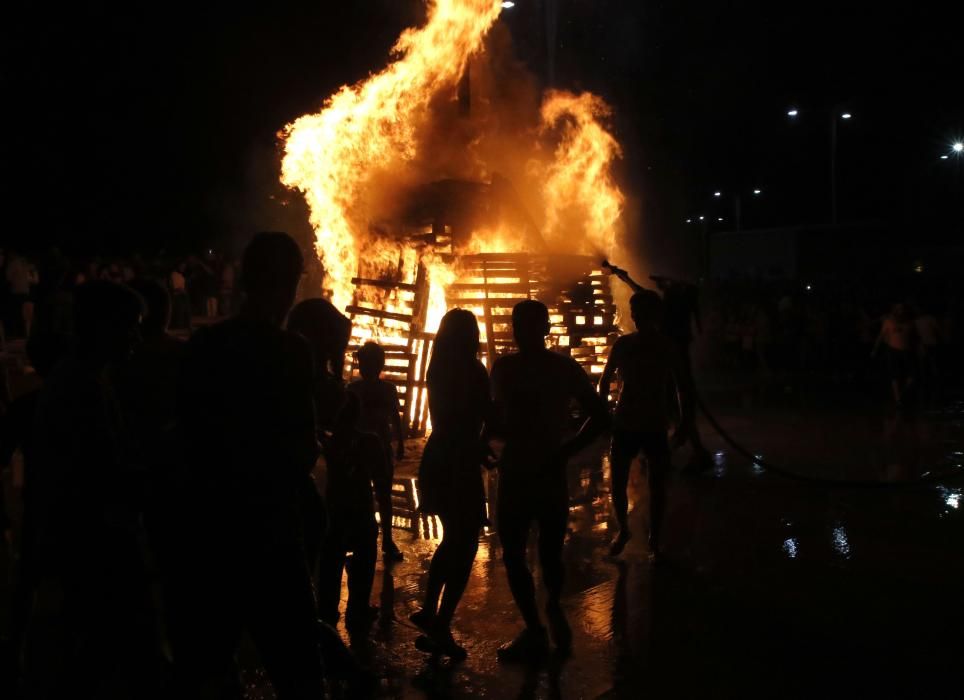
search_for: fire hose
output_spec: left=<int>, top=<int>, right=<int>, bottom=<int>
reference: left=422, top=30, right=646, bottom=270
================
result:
left=601, top=259, right=963, bottom=489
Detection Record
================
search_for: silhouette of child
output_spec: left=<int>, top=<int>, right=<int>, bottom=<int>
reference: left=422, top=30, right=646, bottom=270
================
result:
left=347, top=341, right=405, bottom=561
left=318, top=392, right=383, bottom=637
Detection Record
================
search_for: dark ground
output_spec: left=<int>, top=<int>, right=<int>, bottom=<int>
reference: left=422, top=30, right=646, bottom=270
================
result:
left=3, top=345, right=963, bottom=698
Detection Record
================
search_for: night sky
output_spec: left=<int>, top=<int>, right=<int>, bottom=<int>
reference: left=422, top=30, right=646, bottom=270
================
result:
left=3, top=1, right=961, bottom=257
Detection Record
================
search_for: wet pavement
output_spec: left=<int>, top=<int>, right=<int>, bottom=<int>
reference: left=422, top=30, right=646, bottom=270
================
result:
left=5, top=367, right=964, bottom=697
left=283, top=382, right=964, bottom=698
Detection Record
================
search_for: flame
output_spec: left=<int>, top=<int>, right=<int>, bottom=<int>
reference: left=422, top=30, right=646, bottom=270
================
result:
left=280, top=0, right=633, bottom=407
left=538, top=91, right=625, bottom=257
left=281, top=0, right=503, bottom=310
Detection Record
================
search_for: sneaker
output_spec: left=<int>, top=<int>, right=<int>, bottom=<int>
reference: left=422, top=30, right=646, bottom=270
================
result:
left=428, top=624, right=467, bottom=662
left=409, top=608, right=435, bottom=632
left=608, top=530, right=632, bottom=557
left=497, top=626, right=549, bottom=664
left=545, top=603, right=572, bottom=655
left=414, top=625, right=468, bottom=662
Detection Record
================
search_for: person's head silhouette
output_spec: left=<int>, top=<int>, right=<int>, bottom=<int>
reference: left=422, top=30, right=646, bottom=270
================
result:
left=73, top=280, right=144, bottom=366
left=287, top=297, right=352, bottom=377
left=629, top=289, right=663, bottom=331
left=511, top=300, right=550, bottom=353
left=240, top=232, right=304, bottom=325
left=356, top=342, right=385, bottom=380
left=428, top=309, right=480, bottom=382
left=127, top=278, right=171, bottom=340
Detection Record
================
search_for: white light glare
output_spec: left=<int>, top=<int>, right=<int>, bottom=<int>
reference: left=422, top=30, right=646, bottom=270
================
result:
left=501, top=1, right=515, bottom=7
left=713, top=191, right=722, bottom=197
left=840, top=112, right=852, bottom=119
left=686, top=218, right=692, bottom=223
left=717, top=217, right=724, bottom=221
left=954, top=142, right=964, bottom=153
left=699, top=216, right=705, bottom=221
left=753, top=189, right=762, bottom=195
left=787, top=109, right=798, bottom=117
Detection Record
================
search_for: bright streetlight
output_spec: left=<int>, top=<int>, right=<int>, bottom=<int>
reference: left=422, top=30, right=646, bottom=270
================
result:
left=713, top=191, right=722, bottom=197
left=753, top=189, right=762, bottom=195
left=787, top=109, right=799, bottom=117
left=840, top=112, right=852, bottom=120
left=954, top=142, right=964, bottom=153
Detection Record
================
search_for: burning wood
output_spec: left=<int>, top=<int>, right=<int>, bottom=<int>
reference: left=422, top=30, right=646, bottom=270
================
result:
left=278, top=0, right=632, bottom=433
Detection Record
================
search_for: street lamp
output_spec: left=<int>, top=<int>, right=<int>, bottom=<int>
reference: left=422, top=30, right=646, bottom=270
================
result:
left=840, top=112, right=852, bottom=120
left=787, top=108, right=799, bottom=117
left=954, top=142, right=964, bottom=153
left=753, top=188, right=762, bottom=195
left=713, top=191, right=722, bottom=197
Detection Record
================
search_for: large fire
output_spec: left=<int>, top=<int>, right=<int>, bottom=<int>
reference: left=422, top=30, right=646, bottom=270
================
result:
left=280, top=0, right=628, bottom=337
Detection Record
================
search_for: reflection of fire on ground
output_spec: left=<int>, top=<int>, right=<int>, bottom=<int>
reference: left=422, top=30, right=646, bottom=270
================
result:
left=280, top=0, right=630, bottom=434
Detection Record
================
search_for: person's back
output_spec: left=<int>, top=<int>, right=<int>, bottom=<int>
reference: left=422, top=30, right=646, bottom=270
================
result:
left=490, top=300, right=608, bottom=663
left=169, top=232, right=323, bottom=698
left=491, top=349, right=593, bottom=479
left=347, top=376, right=398, bottom=447
left=345, top=341, right=405, bottom=559
left=609, top=330, right=679, bottom=434
left=179, top=315, right=316, bottom=524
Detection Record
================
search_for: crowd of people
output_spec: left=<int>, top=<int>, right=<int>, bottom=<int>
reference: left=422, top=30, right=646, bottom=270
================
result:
left=1, top=231, right=955, bottom=696
left=0, top=247, right=241, bottom=343
left=693, top=276, right=962, bottom=404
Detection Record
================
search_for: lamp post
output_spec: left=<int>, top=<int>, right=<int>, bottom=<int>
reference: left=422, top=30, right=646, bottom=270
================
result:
left=789, top=106, right=852, bottom=225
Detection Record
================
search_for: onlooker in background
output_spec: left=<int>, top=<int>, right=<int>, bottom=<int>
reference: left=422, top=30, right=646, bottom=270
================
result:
left=872, top=302, right=919, bottom=410
left=5, top=253, right=32, bottom=338
left=32, top=281, right=161, bottom=698
left=0, top=332, right=67, bottom=681
left=220, top=257, right=237, bottom=317
left=169, top=262, right=191, bottom=330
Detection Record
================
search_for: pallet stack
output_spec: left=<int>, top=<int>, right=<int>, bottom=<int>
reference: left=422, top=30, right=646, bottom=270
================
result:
left=344, top=253, right=619, bottom=437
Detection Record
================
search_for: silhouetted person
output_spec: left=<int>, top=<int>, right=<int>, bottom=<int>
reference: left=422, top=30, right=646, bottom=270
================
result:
left=316, top=393, right=380, bottom=636
left=410, top=309, right=492, bottom=661
left=286, top=298, right=372, bottom=692
left=872, top=302, right=919, bottom=409
left=348, top=341, right=405, bottom=561
left=491, top=300, right=609, bottom=662
left=0, top=332, right=67, bottom=680
left=116, top=279, right=185, bottom=564
left=599, top=290, right=686, bottom=561
left=287, top=297, right=352, bottom=574
left=172, top=232, right=323, bottom=698
left=654, top=277, right=712, bottom=470
left=32, top=280, right=161, bottom=698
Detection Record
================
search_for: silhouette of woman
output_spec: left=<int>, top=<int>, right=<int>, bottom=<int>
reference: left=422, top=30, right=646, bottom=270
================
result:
left=410, top=309, right=491, bottom=660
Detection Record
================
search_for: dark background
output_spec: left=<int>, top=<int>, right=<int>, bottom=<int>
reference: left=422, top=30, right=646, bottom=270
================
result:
left=3, top=0, right=961, bottom=258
